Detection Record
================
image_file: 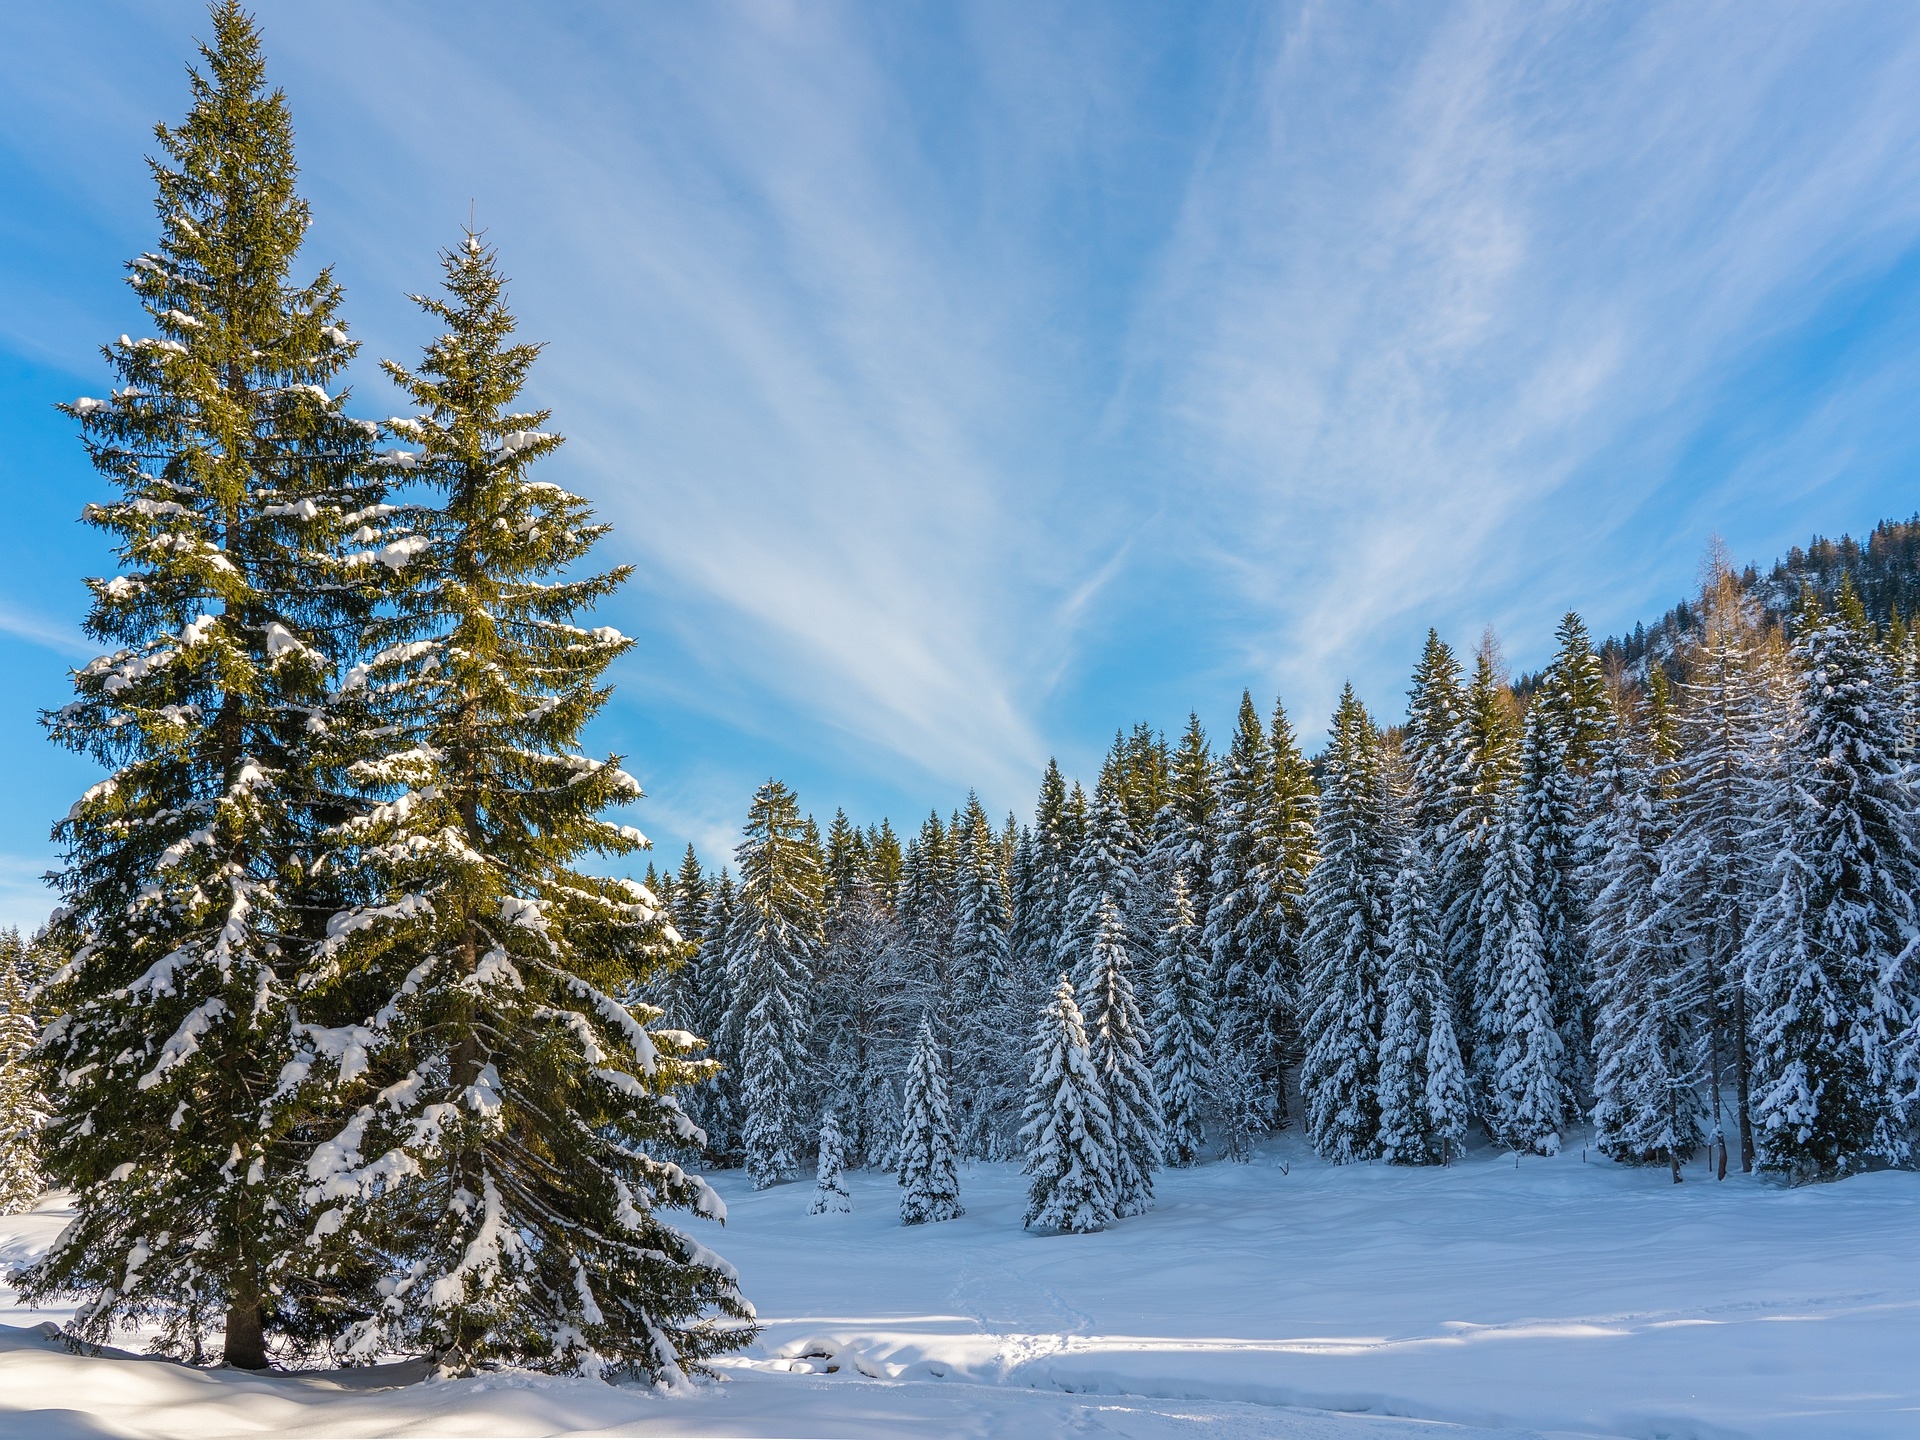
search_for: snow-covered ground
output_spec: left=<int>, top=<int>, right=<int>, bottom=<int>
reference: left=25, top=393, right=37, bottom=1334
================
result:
left=4, top=1137, right=1917, bottom=1438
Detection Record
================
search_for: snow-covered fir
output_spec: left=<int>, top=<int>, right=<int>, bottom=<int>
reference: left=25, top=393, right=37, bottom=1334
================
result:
left=807, top=1109, right=852, bottom=1216
left=896, top=1016, right=963, bottom=1225
left=1020, top=974, right=1117, bottom=1233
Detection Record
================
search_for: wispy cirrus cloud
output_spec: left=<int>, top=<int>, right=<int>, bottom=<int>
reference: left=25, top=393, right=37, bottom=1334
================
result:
left=1125, top=1, right=1920, bottom=708
left=6, top=0, right=1920, bottom=861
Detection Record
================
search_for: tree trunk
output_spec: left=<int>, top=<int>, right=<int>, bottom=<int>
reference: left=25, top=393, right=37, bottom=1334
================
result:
left=223, top=1283, right=267, bottom=1370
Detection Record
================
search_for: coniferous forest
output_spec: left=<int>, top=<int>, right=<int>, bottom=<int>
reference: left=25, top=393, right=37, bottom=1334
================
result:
left=3, top=1, right=1920, bottom=1406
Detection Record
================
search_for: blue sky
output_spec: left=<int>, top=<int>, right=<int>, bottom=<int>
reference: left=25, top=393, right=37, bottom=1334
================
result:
left=5, top=1, right=1920, bottom=930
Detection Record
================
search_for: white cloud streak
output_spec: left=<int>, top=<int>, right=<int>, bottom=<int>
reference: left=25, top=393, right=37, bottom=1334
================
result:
left=8, top=0, right=1920, bottom=833
left=1126, top=1, right=1920, bottom=710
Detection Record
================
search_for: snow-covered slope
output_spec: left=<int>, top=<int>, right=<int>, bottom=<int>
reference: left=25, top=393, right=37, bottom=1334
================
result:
left=4, top=1138, right=1916, bottom=1438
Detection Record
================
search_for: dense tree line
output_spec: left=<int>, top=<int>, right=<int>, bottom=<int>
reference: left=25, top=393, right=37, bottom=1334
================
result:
left=655, top=565, right=1920, bottom=1222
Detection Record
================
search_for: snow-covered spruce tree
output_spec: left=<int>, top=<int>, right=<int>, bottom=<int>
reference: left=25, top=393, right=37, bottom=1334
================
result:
left=1206, top=693, right=1270, bottom=1051
left=1299, top=687, right=1391, bottom=1164
left=1082, top=898, right=1162, bottom=1215
left=728, top=780, right=826, bottom=1189
left=1441, top=640, right=1519, bottom=1022
left=1517, top=701, right=1588, bottom=1117
left=1206, top=692, right=1315, bottom=1122
left=688, top=872, right=743, bottom=1164
left=1474, top=789, right=1564, bottom=1155
left=1165, top=714, right=1217, bottom=917
left=285, top=232, right=751, bottom=1380
left=1011, top=760, right=1074, bottom=1004
left=1152, top=873, right=1213, bottom=1167
left=950, top=796, right=1017, bottom=1157
left=1656, top=565, right=1769, bottom=1172
left=1743, top=584, right=1920, bottom=1178
left=897, top=1016, right=963, bottom=1225
left=1542, top=613, right=1613, bottom=790
left=649, top=845, right=709, bottom=1033
left=808, top=1108, right=852, bottom=1215
left=23, top=4, right=387, bottom=1368
left=1261, top=697, right=1319, bottom=1077
left=1377, top=845, right=1467, bottom=1166
left=1404, top=633, right=1467, bottom=892
left=0, top=931, right=49, bottom=1214
left=1066, top=784, right=1140, bottom=988
left=814, top=870, right=913, bottom=1169
left=1021, top=975, right=1116, bottom=1232
left=1209, top=1018, right=1268, bottom=1162
left=1589, top=697, right=1703, bottom=1180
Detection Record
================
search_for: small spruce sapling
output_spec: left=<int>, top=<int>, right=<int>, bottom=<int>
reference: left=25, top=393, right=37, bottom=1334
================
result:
left=808, top=1109, right=853, bottom=1215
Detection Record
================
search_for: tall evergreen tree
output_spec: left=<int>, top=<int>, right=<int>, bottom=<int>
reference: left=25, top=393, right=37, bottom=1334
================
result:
left=897, top=1016, right=963, bottom=1225
left=1166, top=714, right=1217, bottom=916
left=281, top=231, right=748, bottom=1379
left=1300, top=687, right=1391, bottom=1164
left=1011, top=760, right=1074, bottom=1004
left=1590, top=697, right=1703, bottom=1180
left=728, top=780, right=825, bottom=1189
left=1441, top=640, right=1519, bottom=1012
left=1517, top=701, right=1588, bottom=1115
left=1067, top=784, right=1140, bottom=981
left=1474, top=792, right=1564, bottom=1155
left=1262, top=698, right=1319, bottom=1085
left=1082, top=899, right=1163, bottom=1215
left=950, top=797, right=1018, bottom=1158
left=1151, top=873, right=1212, bottom=1168
left=1206, top=692, right=1269, bottom=1048
left=1542, top=612, right=1613, bottom=784
left=687, top=873, right=742, bottom=1164
left=647, top=846, right=709, bottom=1035
left=1377, top=846, right=1467, bottom=1166
left=1021, top=975, right=1116, bottom=1233
left=0, top=931, right=48, bottom=1215
left=1206, top=692, right=1315, bottom=1121
left=1405, top=632, right=1468, bottom=872
left=1743, top=585, right=1920, bottom=1177
left=1657, top=567, right=1769, bottom=1172
left=26, top=5, right=385, bottom=1367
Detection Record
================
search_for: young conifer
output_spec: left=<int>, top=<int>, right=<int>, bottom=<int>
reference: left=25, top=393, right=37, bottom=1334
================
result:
left=1021, top=975, right=1116, bottom=1232
left=808, top=1108, right=853, bottom=1215
left=1152, top=873, right=1212, bottom=1167
left=1300, top=687, right=1391, bottom=1164
left=897, top=1016, right=963, bottom=1224
left=25, top=4, right=385, bottom=1367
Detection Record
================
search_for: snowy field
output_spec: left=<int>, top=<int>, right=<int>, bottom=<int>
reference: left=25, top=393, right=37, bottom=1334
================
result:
left=4, top=1138, right=1917, bottom=1439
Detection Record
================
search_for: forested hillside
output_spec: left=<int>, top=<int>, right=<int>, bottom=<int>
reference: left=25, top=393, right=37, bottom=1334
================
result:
left=1592, top=515, right=1920, bottom=681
